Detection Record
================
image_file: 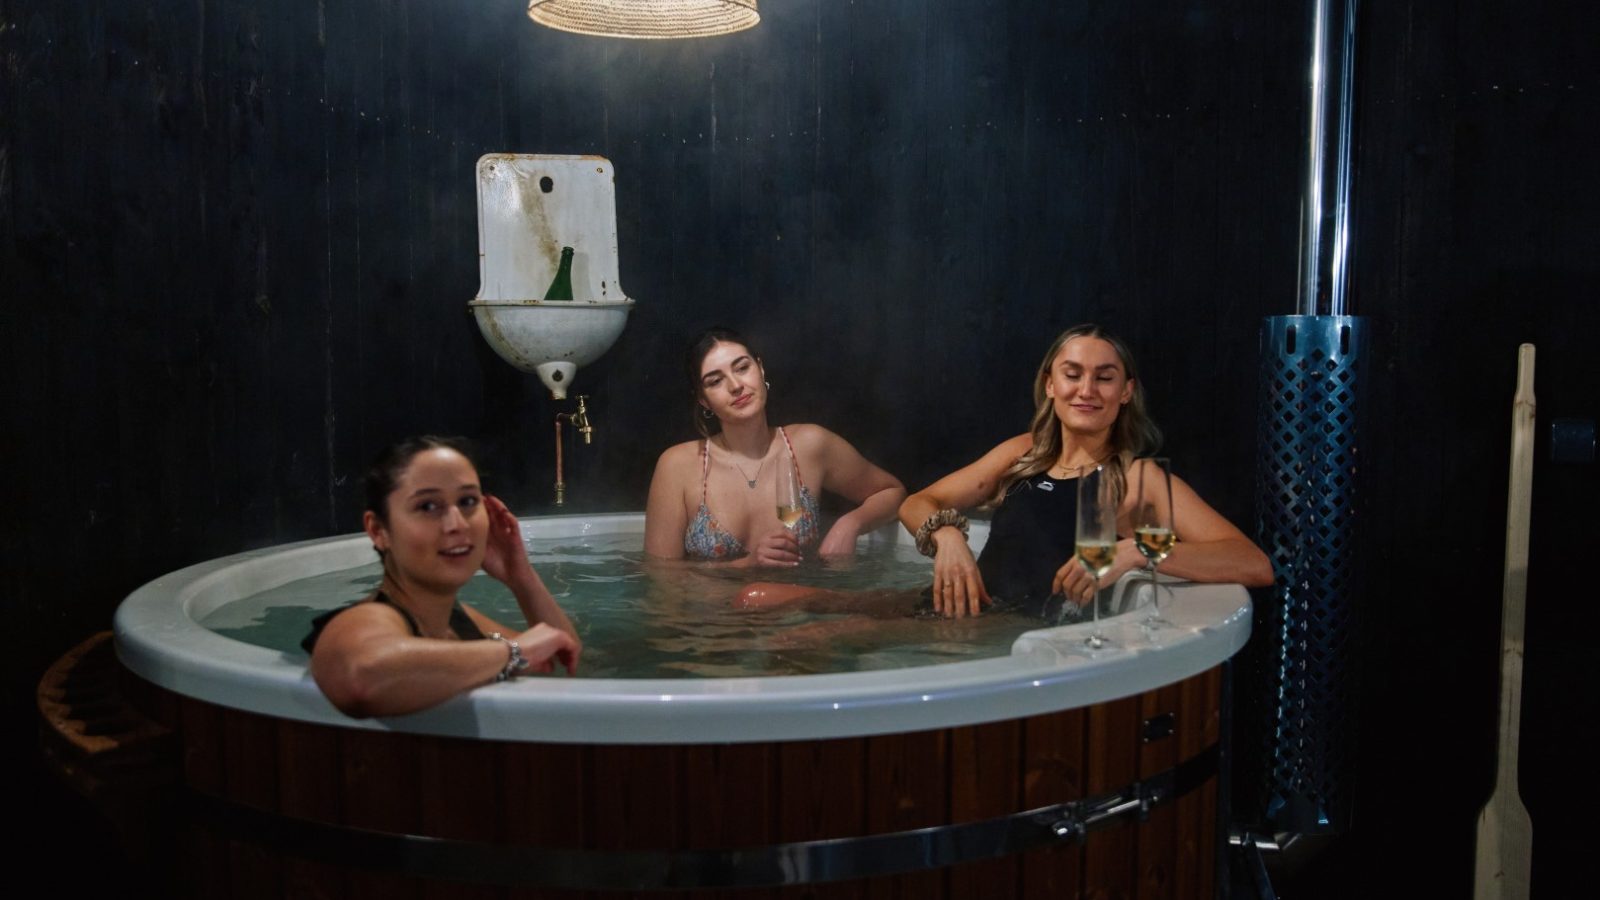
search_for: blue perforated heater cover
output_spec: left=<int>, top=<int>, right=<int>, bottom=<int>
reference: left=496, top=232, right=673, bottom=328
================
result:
left=1249, top=314, right=1367, bottom=833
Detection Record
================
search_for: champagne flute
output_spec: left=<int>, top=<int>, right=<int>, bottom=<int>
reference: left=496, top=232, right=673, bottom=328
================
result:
left=1133, top=458, right=1176, bottom=630
left=775, top=453, right=804, bottom=532
left=1075, top=464, right=1118, bottom=649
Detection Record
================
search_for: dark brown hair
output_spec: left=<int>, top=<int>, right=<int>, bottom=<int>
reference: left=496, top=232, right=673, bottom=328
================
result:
left=363, top=435, right=480, bottom=523
left=684, top=326, right=763, bottom=438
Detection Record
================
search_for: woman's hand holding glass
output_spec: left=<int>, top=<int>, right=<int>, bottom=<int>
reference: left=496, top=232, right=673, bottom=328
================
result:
left=753, top=453, right=806, bottom=567
left=1050, top=538, right=1142, bottom=605
left=747, top=528, right=803, bottom=567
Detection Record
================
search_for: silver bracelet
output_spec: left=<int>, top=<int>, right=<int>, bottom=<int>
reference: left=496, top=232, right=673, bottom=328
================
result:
left=914, top=509, right=969, bottom=557
left=489, top=632, right=530, bottom=682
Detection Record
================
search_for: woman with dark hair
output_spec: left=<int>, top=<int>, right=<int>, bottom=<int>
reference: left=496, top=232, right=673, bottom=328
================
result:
left=899, top=324, right=1272, bottom=618
left=306, top=436, right=580, bottom=717
left=644, top=328, right=906, bottom=565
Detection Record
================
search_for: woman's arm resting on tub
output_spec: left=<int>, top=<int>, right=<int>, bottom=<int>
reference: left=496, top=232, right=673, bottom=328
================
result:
left=1118, top=462, right=1273, bottom=587
left=309, top=605, right=578, bottom=718
left=797, top=425, right=907, bottom=557
left=898, top=434, right=1033, bottom=618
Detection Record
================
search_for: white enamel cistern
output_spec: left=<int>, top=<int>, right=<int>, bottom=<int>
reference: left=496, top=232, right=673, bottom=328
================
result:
left=468, top=154, right=635, bottom=399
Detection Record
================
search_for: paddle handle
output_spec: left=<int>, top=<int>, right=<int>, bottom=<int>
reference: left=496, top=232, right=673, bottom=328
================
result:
left=1474, top=344, right=1535, bottom=900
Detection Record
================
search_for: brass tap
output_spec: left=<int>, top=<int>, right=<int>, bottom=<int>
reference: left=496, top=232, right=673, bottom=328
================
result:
left=553, top=395, right=594, bottom=506
left=570, top=395, right=593, bottom=444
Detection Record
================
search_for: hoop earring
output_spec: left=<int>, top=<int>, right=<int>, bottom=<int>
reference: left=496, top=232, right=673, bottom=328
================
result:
left=765, top=381, right=772, bottom=391
left=701, top=406, right=715, bottom=419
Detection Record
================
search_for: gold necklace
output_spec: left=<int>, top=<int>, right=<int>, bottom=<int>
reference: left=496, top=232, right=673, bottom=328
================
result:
left=1052, top=452, right=1112, bottom=479
left=717, top=435, right=773, bottom=489
left=731, top=455, right=765, bottom=489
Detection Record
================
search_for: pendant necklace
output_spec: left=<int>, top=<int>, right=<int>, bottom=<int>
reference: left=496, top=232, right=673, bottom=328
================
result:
left=732, top=456, right=765, bottom=489
left=722, top=437, right=771, bottom=489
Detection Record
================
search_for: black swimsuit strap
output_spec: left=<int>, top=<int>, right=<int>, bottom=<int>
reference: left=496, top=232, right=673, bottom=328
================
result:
left=302, top=589, right=486, bottom=653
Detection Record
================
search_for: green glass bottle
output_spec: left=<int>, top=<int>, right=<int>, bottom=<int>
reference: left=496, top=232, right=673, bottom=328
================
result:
left=543, top=246, right=575, bottom=301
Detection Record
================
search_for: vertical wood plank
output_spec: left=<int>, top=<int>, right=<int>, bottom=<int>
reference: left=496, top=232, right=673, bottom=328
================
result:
left=948, top=719, right=1022, bottom=898
left=276, top=719, right=348, bottom=900
left=418, top=734, right=505, bottom=900
left=222, top=708, right=284, bottom=900
left=776, top=737, right=867, bottom=900
left=179, top=698, right=230, bottom=899
left=863, top=728, right=948, bottom=900
left=1084, top=696, right=1141, bottom=899
left=1134, top=684, right=1182, bottom=899
left=504, top=741, right=588, bottom=900
left=682, top=742, right=776, bottom=900
left=340, top=728, right=423, bottom=900
left=1022, top=708, right=1087, bottom=900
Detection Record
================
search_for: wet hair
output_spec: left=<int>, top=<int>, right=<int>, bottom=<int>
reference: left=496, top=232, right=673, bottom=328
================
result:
left=684, top=326, right=764, bottom=438
left=991, top=324, right=1162, bottom=504
left=363, top=435, right=481, bottom=524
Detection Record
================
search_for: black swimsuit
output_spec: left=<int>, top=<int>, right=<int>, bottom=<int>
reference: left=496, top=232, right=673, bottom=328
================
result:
left=301, top=589, right=487, bottom=653
left=974, top=473, right=1082, bottom=620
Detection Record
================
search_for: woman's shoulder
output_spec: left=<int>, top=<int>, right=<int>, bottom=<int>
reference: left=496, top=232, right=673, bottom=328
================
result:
left=303, top=594, right=412, bottom=653
left=780, top=423, right=857, bottom=459
left=991, top=432, right=1036, bottom=460
left=780, top=422, right=829, bottom=444
left=655, top=438, right=706, bottom=468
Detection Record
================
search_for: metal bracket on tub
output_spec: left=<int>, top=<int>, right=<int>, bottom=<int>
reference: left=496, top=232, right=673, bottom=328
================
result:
left=186, top=743, right=1217, bottom=890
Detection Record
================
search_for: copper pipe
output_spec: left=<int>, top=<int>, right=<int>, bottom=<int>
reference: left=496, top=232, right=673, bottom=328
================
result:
left=554, top=418, right=566, bottom=507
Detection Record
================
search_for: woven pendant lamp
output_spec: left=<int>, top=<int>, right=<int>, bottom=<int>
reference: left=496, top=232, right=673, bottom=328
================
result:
left=529, top=0, right=760, bottom=39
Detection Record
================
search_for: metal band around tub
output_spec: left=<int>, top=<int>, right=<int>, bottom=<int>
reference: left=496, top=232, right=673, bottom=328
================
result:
left=183, top=743, right=1217, bottom=890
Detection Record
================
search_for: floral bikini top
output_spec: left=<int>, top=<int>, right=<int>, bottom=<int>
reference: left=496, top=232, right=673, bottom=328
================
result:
left=684, top=426, right=821, bottom=560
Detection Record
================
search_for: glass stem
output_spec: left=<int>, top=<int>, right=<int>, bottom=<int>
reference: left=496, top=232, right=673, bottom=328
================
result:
left=1091, top=574, right=1102, bottom=642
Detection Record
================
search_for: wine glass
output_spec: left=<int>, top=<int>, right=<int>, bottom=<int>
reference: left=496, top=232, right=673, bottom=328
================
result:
left=1074, top=464, right=1119, bottom=649
left=1132, top=458, right=1175, bottom=630
left=775, top=453, right=804, bottom=532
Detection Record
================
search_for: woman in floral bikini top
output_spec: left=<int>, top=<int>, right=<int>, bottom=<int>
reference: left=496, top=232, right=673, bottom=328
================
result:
left=645, top=328, right=905, bottom=566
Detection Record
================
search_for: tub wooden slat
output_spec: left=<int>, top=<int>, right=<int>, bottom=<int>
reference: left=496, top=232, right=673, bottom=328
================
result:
left=1196, top=667, right=1221, bottom=893
left=864, top=728, right=948, bottom=900
left=504, top=741, right=589, bottom=900
left=419, top=735, right=505, bottom=900
left=949, top=719, right=1023, bottom=897
left=1020, top=706, right=1087, bottom=899
left=1133, top=683, right=1182, bottom=899
left=277, top=718, right=348, bottom=899
left=178, top=697, right=232, bottom=898
left=589, top=745, right=684, bottom=853
left=340, top=728, right=423, bottom=900
left=684, top=742, right=776, bottom=900
left=1084, top=695, right=1141, bottom=897
left=776, top=737, right=866, bottom=900
left=223, top=708, right=284, bottom=899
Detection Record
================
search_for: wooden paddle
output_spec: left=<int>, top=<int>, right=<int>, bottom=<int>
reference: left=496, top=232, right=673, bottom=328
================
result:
left=1473, top=344, right=1535, bottom=900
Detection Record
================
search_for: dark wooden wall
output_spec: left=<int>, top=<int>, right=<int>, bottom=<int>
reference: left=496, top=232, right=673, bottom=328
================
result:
left=4, top=1, right=1594, bottom=896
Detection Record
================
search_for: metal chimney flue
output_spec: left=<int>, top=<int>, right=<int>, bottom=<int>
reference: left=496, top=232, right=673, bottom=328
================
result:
left=1249, top=0, right=1367, bottom=840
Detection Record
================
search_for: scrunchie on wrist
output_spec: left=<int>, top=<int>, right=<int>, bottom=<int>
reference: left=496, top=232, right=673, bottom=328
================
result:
left=914, top=509, right=969, bottom=557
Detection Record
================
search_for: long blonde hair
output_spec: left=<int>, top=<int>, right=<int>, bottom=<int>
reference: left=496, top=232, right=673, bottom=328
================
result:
left=990, top=324, right=1162, bottom=504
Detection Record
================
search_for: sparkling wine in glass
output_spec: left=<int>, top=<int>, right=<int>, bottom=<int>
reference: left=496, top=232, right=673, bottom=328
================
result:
left=1133, top=457, right=1175, bottom=629
left=1075, top=464, right=1119, bottom=649
left=775, top=453, right=804, bottom=531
